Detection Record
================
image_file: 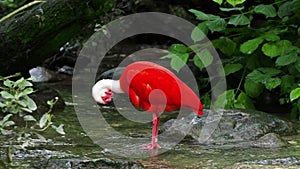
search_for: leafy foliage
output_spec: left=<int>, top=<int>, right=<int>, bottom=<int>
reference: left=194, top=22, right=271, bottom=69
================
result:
left=0, top=73, right=65, bottom=162
left=0, top=73, right=37, bottom=114
left=163, top=0, right=300, bottom=119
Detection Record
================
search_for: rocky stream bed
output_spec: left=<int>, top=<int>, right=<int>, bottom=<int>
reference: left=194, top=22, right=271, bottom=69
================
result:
left=0, top=78, right=299, bottom=169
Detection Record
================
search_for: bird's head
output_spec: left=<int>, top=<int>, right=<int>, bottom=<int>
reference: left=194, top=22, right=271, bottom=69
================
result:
left=93, top=88, right=113, bottom=104
left=92, top=80, right=114, bottom=104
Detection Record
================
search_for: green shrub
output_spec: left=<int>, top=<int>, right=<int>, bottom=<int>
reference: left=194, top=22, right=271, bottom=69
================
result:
left=0, top=73, right=65, bottom=163
left=163, top=0, right=300, bottom=119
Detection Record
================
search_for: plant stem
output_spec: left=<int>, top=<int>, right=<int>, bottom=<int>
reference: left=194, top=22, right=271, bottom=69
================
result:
left=0, top=1, right=45, bottom=23
left=235, top=67, right=247, bottom=97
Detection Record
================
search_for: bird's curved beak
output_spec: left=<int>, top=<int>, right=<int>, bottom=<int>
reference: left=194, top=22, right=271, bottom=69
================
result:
left=101, top=91, right=113, bottom=103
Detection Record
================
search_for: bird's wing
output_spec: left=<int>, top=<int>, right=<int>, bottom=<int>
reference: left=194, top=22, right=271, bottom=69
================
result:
left=129, top=68, right=182, bottom=110
left=119, top=61, right=203, bottom=114
left=128, top=88, right=140, bottom=108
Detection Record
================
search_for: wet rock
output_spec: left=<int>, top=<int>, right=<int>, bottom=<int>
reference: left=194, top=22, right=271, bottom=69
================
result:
left=57, top=65, right=74, bottom=75
left=242, top=156, right=300, bottom=165
left=162, top=109, right=297, bottom=144
left=29, top=66, right=66, bottom=82
left=251, top=133, right=287, bottom=148
left=27, top=158, right=144, bottom=169
left=226, top=164, right=300, bottom=169
left=13, top=149, right=73, bottom=160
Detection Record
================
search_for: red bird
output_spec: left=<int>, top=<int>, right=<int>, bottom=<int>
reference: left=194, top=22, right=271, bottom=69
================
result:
left=92, top=61, right=203, bottom=150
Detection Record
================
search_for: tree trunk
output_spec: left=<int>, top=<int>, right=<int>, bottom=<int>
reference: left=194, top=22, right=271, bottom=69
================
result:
left=0, top=0, right=106, bottom=75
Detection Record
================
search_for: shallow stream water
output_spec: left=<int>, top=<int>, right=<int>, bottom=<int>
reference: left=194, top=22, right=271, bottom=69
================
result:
left=1, top=79, right=299, bottom=168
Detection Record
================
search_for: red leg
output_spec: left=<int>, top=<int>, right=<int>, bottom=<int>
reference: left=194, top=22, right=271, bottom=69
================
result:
left=141, top=112, right=161, bottom=150
left=152, top=112, right=161, bottom=148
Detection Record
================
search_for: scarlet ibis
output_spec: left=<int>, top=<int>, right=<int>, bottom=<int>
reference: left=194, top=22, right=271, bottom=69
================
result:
left=92, top=61, right=203, bottom=150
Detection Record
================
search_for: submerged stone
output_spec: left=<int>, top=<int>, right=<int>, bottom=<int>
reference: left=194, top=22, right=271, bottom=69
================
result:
left=27, top=158, right=144, bottom=169
left=29, top=66, right=66, bottom=82
left=251, top=133, right=287, bottom=148
left=162, top=109, right=297, bottom=145
left=237, top=157, right=300, bottom=168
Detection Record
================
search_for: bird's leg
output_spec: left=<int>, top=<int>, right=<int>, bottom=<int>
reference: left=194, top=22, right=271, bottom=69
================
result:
left=152, top=112, right=161, bottom=148
left=141, top=112, right=161, bottom=150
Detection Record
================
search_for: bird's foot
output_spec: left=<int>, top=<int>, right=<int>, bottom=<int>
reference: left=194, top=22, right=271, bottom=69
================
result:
left=140, top=142, right=161, bottom=150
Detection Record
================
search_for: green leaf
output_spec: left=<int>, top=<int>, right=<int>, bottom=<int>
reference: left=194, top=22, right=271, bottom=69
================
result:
left=23, top=115, right=37, bottom=122
left=39, top=113, right=49, bottom=128
left=258, top=67, right=281, bottom=76
left=3, top=79, right=13, bottom=87
left=47, top=99, right=54, bottom=106
left=240, top=37, right=264, bottom=54
left=278, top=1, right=292, bottom=18
left=275, top=52, right=298, bottom=66
left=21, top=107, right=33, bottom=113
left=21, top=88, right=35, bottom=96
left=263, top=40, right=293, bottom=58
left=265, top=78, right=281, bottom=90
left=212, top=37, right=237, bottom=55
left=213, top=0, right=223, bottom=5
left=24, top=96, right=37, bottom=111
left=0, top=91, right=14, bottom=99
left=168, top=44, right=188, bottom=54
left=51, top=124, right=65, bottom=135
left=224, top=63, right=243, bottom=76
left=0, top=73, right=20, bottom=81
left=226, top=0, right=246, bottom=6
left=262, top=42, right=281, bottom=58
left=3, top=121, right=15, bottom=127
left=17, top=100, right=27, bottom=107
left=244, top=79, right=264, bottom=98
left=207, top=18, right=227, bottom=32
left=20, top=79, right=33, bottom=87
left=161, top=53, right=174, bottom=59
left=189, top=9, right=209, bottom=20
left=197, top=22, right=209, bottom=35
left=246, top=68, right=281, bottom=85
left=189, top=9, right=219, bottom=21
left=1, top=114, right=13, bottom=124
left=224, top=89, right=235, bottom=109
left=254, top=4, right=277, bottom=18
left=191, top=23, right=208, bottom=42
left=193, top=49, right=214, bottom=69
left=15, top=77, right=32, bottom=89
left=228, top=14, right=250, bottom=26
left=193, top=54, right=205, bottom=70
left=0, top=102, right=5, bottom=108
left=214, top=89, right=235, bottom=109
left=161, top=51, right=189, bottom=72
left=290, top=88, right=300, bottom=102
left=15, top=77, right=25, bottom=85
left=290, top=103, right=299, bottom=119
left=34, top=132, right=47, bottom=142
left=263, top=32, right=280, bottom=42
left=235, top=92, right=255, bottom=109
left=291, top=0, right=300, bottom=18
left=170, top=53, right=189, bottom=72
left=277, top=40, right=292, bottom=53
left=219, top=6, right=244, bottom=11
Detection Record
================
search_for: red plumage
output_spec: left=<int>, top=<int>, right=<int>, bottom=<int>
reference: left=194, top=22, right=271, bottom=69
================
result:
left=93, top=61, right=203, bottom=151
left=119, top=61, right=203, bottom=116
